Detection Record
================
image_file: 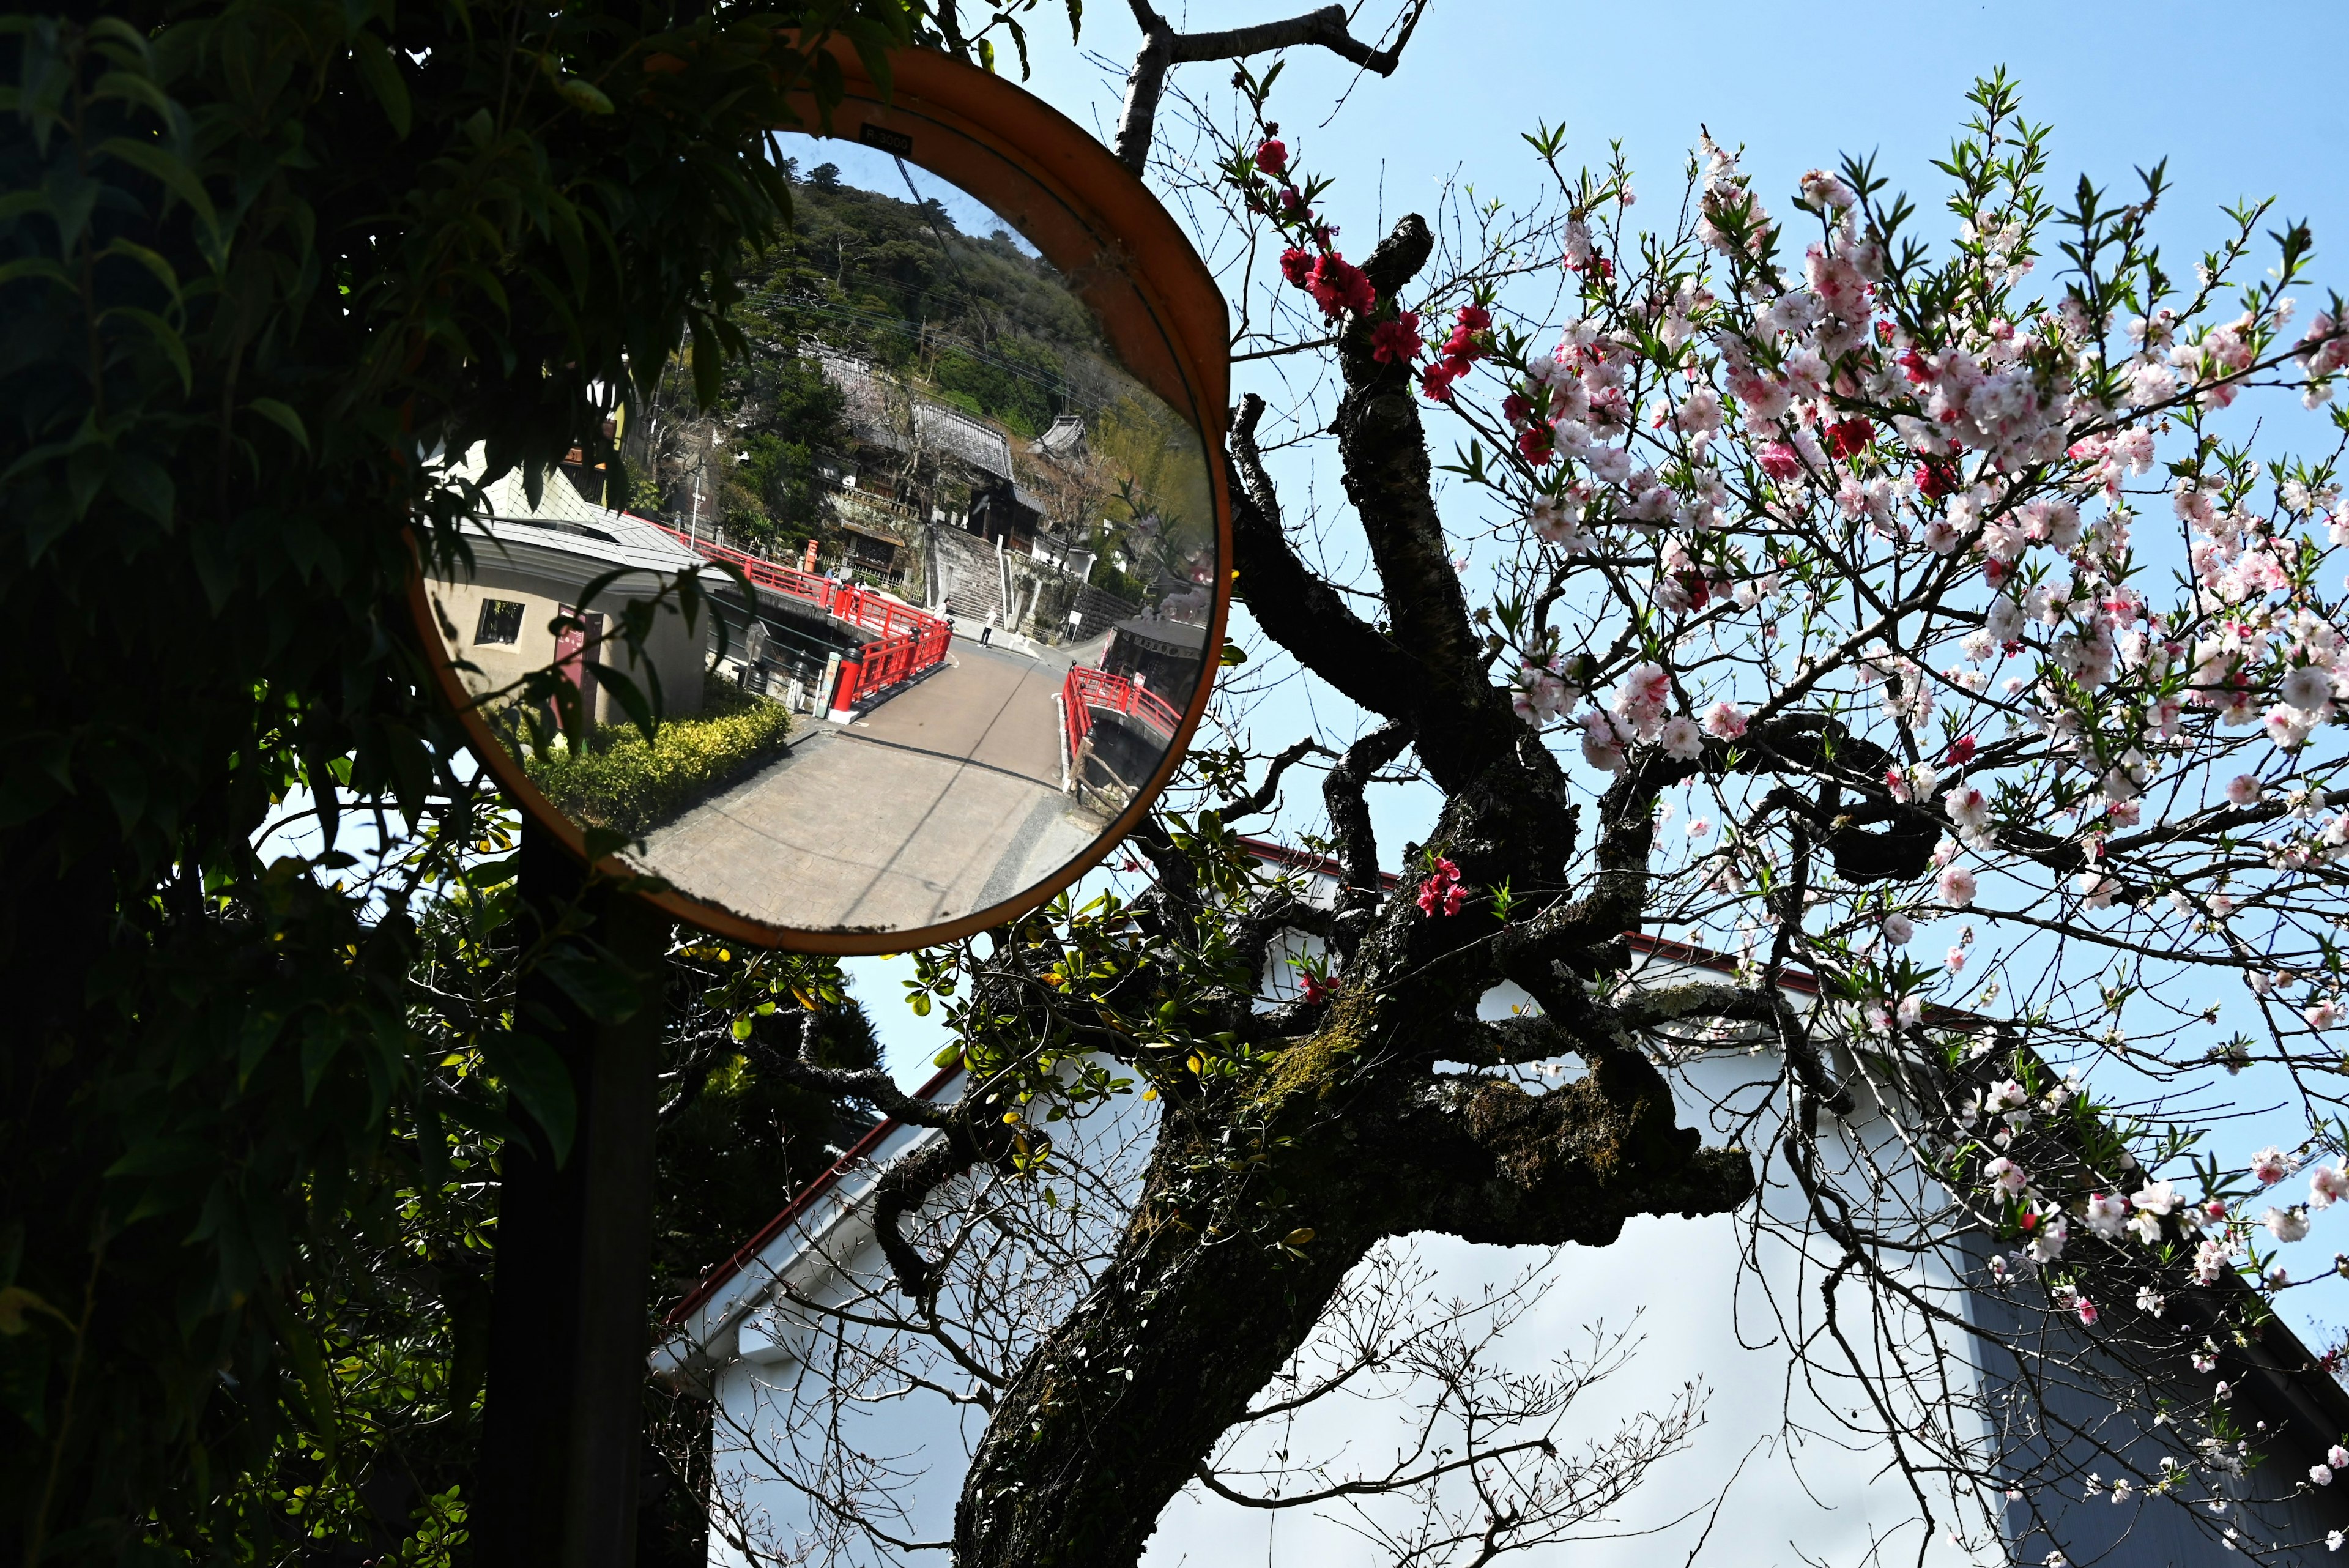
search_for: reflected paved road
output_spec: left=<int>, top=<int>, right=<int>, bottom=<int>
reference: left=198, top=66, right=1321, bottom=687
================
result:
left=633, top=639, right=1123, bottom=934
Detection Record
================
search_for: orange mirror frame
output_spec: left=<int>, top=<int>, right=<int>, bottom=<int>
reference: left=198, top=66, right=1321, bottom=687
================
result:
left=409, top=39, right=1234, bottom=953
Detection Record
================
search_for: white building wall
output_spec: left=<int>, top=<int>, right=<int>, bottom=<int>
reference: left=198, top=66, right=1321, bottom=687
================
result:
left=669, top=859, right=2349, bottom=1566
left=677, top=954, right=1992, bottom=1566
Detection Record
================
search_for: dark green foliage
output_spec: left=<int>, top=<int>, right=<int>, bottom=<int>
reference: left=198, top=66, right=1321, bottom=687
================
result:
left=0, top=0, right=952, bottom=1556
left=139, top=894, right=888, bottom=1567
left=749, top=172, right=1099, bottom=363
left=651, top=953, right=883, bottom=1307
left=935, top=336, right=1063, bottom=436
left=630, top=169, right=1102, bottom=565
left=717, top=359, right=849, bottom=551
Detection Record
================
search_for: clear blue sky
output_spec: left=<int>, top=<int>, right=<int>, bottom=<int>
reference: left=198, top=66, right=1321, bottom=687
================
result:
left=834, top=5, right=2349, bottom=1350
left=853, top=0, right=2349, bottom=1075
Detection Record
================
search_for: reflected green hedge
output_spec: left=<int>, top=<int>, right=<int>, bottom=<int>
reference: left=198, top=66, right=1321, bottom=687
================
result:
left=525, top=674, right=791, bottom=836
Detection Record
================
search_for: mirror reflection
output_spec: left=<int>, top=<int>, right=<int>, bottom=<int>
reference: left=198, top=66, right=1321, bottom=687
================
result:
left=426, top=135, right=1215, bottom=935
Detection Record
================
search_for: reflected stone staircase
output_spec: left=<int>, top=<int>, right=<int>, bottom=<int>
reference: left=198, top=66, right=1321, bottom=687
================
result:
left=929, top=523, right=1006, bottom=628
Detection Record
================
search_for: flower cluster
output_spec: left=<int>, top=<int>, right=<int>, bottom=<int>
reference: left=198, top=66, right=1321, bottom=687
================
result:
left=1421, top=303, right=1494, bottom=401
left=1416, top=856, right=1467, bottom=918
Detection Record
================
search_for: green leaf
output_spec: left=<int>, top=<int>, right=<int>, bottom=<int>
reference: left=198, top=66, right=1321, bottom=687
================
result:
left=256, top=1290, right=338, bottom=1460
left=0, top=256, right=71, bottom=290
left=93, top=138, right=219, bottom=245
left=538, top=943, right=644, bottom=1025
left=0, top=1285, right=72, bottom=1336
left=483, top=1031, right=577, bottom=1164
left=105, top=306, right=190, bottom=395
left=350, top=32, right=410, bottom=137
left=1218, top=642, right=1247, bottom=667
left=247, top=397, right=308, bottom=453
left=95, top=237, right=180, bottom=302
left=555, top=77, right=614, bottom=116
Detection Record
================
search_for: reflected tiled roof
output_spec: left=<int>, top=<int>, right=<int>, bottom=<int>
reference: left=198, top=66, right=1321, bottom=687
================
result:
left=448, top=448, right=702, bottom=575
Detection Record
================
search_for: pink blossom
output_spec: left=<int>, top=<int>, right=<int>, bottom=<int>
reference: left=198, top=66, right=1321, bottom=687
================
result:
left=1946, top=784, right=1992, bottom=838
left=2075, top=1298, right=2099, bottom=1327
left=1254, top=137, right=1289, bottom=176
left=2310, top=1166, right=2349, bottom=1209
left=1658, top=715, right=1704, bottom=761
left=2225, top=774, right=2263, bottom=808
left=1702, top=700, right=1748, bottom=739
left=2252, top=1147, right=2291, bottom=1185
left=1579, top=710, right=1628, bottom=774
left=1937, top=866, right=1979, bottom=907
left=2309, top=1001, right=2341, bottom=1031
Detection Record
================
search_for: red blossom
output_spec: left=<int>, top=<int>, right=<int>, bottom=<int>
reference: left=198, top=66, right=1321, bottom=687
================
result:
left=1299, top=970, right=1337, bottom=1005
left=1874, top=319, right=1896, bottom=346
left=1278, top=247, right=1314, bottom=286
left=1915, top=459, right=1958, bottom=500
left=1457, top=304, right=1492, bottom=332
left=1415, top=856, right=1467, bottom=918
left=1899, top=347, right=1935, bottom=385
left=1826, top=416, right=1876, bottom=459
left=1501, top=392, right=1534, bottom=426
left=1758, top=442, right=1803, bottom=481
left=1305, top=252, right=1376, bottom=319
left=1420, top=361, right=1463, bottom=401
left=1370, top=311, right=1423, bottom=365
left=1516, top=423, right=1557, bottom=466
left=1945, top=734, right=1978, bottom=766
left=1255, top=138, right=1289, bottom=177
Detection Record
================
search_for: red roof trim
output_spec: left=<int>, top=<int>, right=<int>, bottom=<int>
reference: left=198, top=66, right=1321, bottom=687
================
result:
left=1235, top=834, right=1401, bottom=890
left=664, top=1058, right=964, bottom=1326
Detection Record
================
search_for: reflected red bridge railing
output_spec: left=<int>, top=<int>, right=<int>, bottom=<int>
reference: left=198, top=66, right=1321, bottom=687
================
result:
left=1062, top=666, right=1181, bottom=773
left=660, top=526, right=951, bottom=712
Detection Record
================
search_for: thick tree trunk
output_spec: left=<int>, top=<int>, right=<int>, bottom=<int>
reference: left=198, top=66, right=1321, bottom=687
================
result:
left=952, top=1093, right=1378, bottom=1568
left=946, top=213, right=1757, bottom=1568
left=953, top=992, right=1756, bottom=1567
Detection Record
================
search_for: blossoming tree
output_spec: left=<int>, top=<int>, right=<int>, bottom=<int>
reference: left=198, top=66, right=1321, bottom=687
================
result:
left=759, top=50, right=2349, bottom=1568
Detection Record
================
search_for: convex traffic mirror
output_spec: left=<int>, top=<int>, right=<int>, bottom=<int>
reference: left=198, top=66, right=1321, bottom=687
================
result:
left=414, top=43, right=1231, bottom=951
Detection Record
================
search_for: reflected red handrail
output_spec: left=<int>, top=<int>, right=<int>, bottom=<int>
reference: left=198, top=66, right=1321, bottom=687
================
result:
left=660, top=526, right=951, bottom=710
left=1062, top=665, right=1180, bottom=768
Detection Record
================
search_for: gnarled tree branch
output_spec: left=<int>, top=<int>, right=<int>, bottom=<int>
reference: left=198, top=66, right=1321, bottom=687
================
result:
left=1113, top=0, right=1432, bottom=173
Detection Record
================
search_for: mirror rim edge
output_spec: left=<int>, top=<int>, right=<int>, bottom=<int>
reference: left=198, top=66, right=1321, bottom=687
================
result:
left=406, top=39, right=1236, bottom=955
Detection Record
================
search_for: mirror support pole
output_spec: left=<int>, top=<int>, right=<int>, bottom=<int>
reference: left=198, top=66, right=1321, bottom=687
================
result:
left=474, top=822, right=668, bottom=1567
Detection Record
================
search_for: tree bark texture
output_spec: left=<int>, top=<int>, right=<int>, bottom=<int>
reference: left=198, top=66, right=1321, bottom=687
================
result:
left=937, top=218, right=1773, bottom=1567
